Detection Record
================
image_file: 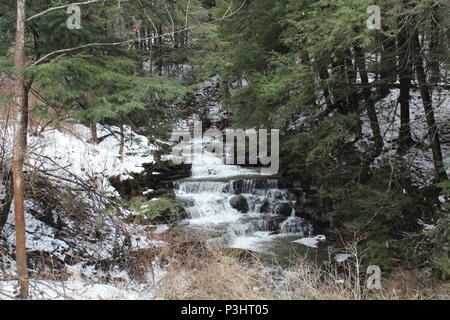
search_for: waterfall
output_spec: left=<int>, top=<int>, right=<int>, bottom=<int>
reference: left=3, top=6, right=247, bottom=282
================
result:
left=173, top=138, right=314, bottom=252
left=174, top=181, right=234, bottom=194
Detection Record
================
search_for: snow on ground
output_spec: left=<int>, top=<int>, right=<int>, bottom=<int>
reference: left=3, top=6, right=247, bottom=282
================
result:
left=0, top=259, right=166, bottom=300
left=26, top=123, right=156, bottom=192
left=1, top=122, right=162, bottom=257
left=176, top=77, right=229, bottom=132
left=334, top=253, right=353, bottom=263
left=0, top=122, right=170, bottom=299
left=358, top=89, right=450, bottom=186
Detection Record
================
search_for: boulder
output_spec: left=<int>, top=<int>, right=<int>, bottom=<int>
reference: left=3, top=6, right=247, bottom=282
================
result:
left=127, top=198, right=189, bottom=226
left=230, top=195, right=249, bottom=213
left=109, top=161, right=192, bottom=199
left=276, top=202, right=293, bottom=217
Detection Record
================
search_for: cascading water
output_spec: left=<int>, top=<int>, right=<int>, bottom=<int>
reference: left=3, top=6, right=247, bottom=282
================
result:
left=173, top=139, right=316, bottom=254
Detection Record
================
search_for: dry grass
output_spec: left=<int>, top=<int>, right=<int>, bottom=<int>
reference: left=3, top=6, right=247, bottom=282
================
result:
left=157, top=255, right=449, bottom=300
left=156, top=251, right=271, bottom=300
left=2, top=231, right=448, bottom=300
left=371, top=269, right=450, bottom=300
left=147, top=235, right=450, bottom=300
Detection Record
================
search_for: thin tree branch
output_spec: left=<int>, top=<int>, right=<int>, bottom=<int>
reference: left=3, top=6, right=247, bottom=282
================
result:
left=26, top=0, right=118, bottom=22
left=135, top=0, right=158, bottom=34
left=185, top=0, right=191, bottom=29
left=30, top=1, right=246, bottom=67
left=162, top=0, right=175, bottom=36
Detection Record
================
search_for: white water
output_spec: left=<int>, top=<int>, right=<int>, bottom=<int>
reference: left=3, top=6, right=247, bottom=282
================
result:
left=174, top=138, right=315, bottom=254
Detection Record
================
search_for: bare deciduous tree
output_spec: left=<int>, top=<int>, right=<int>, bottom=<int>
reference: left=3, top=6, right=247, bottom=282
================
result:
left=12, top=0, right=29, bottom=299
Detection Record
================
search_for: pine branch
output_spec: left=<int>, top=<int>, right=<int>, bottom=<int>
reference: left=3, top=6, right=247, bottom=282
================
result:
left=30, top=0, right=247, bottom=67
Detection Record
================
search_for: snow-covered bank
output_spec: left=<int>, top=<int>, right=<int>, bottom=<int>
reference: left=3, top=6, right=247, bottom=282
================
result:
left=0, top=123, right=168, bottom=299
left=27, top=123, right=157, bottom=189
left=0, top=258, right=166, bottom=300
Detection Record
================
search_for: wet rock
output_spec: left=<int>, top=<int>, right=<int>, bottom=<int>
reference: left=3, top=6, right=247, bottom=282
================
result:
left=145, top=189, right=175, bottom=199
left=287, top=187, right=304, bottom=198
left=232, top=180, right=245, bottom=194
left=142, top=161, right=192, bottom=182
left=241, top=215, right=285, bottom=233
left=294, top=192, right=334, bottom=228
left=109, top=176, right=142, bottom=199
left=230, top=195, right=249, bottom=213
left=280, top=216, right=311, bottom=234
left=155, top=204, right=188, bottom=224
left=127, top=198, right=189, bottom=225
left=258, top=199, right=270, bottom=213
left=276, top=202, right=293, bottom=217
left=109, top=161, right=192, bottom=199
left=231, top=177, right=277, bottom=194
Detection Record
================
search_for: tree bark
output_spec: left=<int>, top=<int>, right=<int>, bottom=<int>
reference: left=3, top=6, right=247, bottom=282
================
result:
left=119, top=124, right=125, bottom=161
left=89, top=123, right=98, bottom=144
left=342, top=50, right=362, bottom=140
left=412, top=31, right=448, bottom=182
left=355, top=46, right=383, bottom=156
left=428, top=6, right=441, bottom=87
left=316, top=62, right=333, bottom=109
left=378, top=32, right=397, bottom=98
left=397, top=20, right=414, bottom=150
left=157, top=25, right=163, bottom=76
left=12, top=0, right=29, bottom=299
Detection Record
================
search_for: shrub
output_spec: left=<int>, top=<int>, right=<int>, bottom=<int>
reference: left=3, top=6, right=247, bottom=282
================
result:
left=129, top=197, right=180, bottom=224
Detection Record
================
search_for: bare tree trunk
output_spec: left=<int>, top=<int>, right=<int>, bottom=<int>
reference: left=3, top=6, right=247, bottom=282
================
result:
left=355, top=46, right=383, bottom=156
left=89, top=123, right=98, bottom=144
left=378, top=32, right=397, bottom=98
left=342, top=50, right=362, bottom=139
left=412, top=31, right=448, bottom=182
left=12, top=0, right=29, bottom=299
left=317, top=63, right=333, bottom=109
left=428, top=6, right=441, bottom=88
left=157, top=25, right=163, bottom=76
left=397, top=21, right=414, bottom=150
left=331, top=58, right=350, bottom=115
left=119, top=124, right=125, bottom=161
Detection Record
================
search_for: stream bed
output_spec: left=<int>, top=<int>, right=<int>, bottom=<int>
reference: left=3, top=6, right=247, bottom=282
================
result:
left=172, top=140, right=331, bottom=265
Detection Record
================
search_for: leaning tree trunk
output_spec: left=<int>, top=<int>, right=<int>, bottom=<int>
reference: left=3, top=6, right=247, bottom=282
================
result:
left=12, top=0, right=29, bottom=299
left=412, top=31, right=448, bottom=182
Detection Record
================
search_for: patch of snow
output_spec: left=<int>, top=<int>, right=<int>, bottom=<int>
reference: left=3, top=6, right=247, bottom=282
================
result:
left=154, top=224, right=169, bottom=235
left=292, top=235, right=326, bottom=248
left=357, top=89, right=450, bottom=186
left=335, top=253, right=353, bottom=263
left=0, top=261, right=166, bottom=300
left=26, top=123, right=156, bottom=192
left=142, top=189, right=154, bottom=196
left=418, top=219, right=436, bottom=231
